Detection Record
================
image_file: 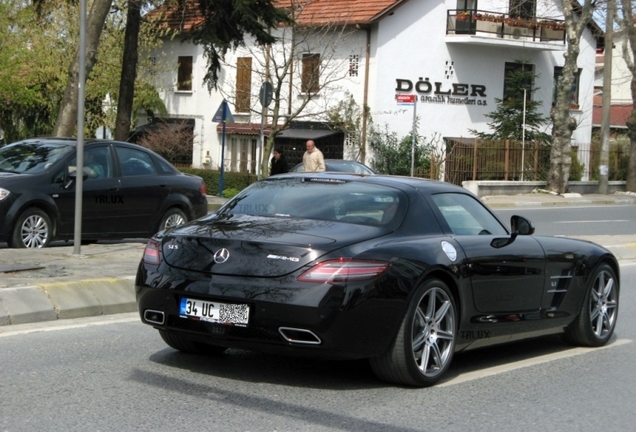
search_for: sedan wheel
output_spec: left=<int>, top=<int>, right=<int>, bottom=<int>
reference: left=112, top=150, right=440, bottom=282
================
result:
left=564, top=263, right=619, bottom=347
left=159, top=208, right=188, bottom=232
left=10, top=208, right=52, bottom=248
left=370, top=279, right=457, bottom=386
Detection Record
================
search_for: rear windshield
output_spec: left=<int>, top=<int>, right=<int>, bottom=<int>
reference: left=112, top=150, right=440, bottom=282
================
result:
left=221, top=177, right=408, bottom=228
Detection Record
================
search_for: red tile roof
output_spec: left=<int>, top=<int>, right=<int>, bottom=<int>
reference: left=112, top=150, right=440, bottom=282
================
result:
left=592, top=103, right=632, bottom=128
left=147, top=0, right=403, bottom=32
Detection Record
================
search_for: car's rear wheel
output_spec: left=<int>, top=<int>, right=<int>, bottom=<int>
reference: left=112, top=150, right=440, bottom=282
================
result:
left=158, top=330, right=227, bottom=354
left=370, top=278, right=457, bottom=387
left=158, top=208, right=188, bottom=232
left=10, top=208, right=52, bottom=248
left=563, top=263, right=619, bottom=347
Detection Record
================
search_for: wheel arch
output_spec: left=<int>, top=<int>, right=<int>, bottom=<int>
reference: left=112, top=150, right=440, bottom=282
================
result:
left=419, top=268, right=462, bottom=320
left=8, top=198, right=60, bottom=240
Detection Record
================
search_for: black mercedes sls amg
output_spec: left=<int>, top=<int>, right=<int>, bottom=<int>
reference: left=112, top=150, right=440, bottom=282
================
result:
left=136, top=173, right=620, bottom=386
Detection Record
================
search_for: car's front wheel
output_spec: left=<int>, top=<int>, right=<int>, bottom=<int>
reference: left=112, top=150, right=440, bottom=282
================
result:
left=370, top=278, right=457, bottom=387
left=158, top=208, right=188, bottom=232
left=10, top=208, right=52, bottom=248
left=564, top=263, right=619, bottom=347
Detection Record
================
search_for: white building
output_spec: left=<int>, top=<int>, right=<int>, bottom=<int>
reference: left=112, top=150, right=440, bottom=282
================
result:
left=145, top=0, right=600, bottom=179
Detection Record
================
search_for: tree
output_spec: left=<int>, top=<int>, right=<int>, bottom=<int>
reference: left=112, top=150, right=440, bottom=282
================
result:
left=617, top=0, right=636, bottom=192
left=368, top=124, right=433, bottom=176
left=113, top=0, right=141, bottom=141
left=327, top=92, right=370, bottom=163
left=470, top=60, right=551, bottom=144
left=547, top=0, right=597, bottom=193
left=52, top=0, right=114, bottom=137
left=215, top=4, right=360, bottom=174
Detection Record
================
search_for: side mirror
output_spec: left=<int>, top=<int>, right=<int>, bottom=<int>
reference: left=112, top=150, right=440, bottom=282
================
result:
left=510, top=215, right=535, bottom=235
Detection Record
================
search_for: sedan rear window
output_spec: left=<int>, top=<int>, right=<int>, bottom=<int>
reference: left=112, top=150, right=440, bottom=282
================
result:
left=222, top=178, right=407, bottom=228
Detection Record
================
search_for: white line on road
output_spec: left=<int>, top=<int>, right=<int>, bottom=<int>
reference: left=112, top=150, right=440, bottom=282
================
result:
left=0, top=313, right=139, bottom=338
left=438, top=338, right=632, bottom=387
left=553, top=220, right=630, bottom=223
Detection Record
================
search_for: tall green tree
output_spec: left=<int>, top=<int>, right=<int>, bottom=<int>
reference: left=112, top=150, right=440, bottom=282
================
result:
left=471, top=60, right=550, bottom=144
left=617, top=0, right=636, bottom=192
left=547, top=0, right=597, bottom=193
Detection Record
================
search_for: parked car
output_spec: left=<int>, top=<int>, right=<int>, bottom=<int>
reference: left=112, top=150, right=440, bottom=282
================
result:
left=0, top=137, right=208, bottom=248
left=290, top=159, right=376, bottom=174
left=136, top=173, right=619, bottom=387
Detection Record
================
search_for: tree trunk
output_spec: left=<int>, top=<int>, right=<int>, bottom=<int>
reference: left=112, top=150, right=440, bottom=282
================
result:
left=114, top=0, right=141, bottom=141
left=546, top=1, right=593, bottom=194
left=53, top=0, right=113, bottom=137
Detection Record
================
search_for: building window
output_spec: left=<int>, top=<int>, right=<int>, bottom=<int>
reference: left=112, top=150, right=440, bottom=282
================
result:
left=509, top=0, right=535, bottom=19
left=349, top=55, right=359, bottom=77
left=236, top=57, right=252, bottom=113
left=503, top=62, right=534, bottom=101
left=553, top=67, right=581, bottom=107
left=177, top=56, right=193, bottom=91
left=148, top=56, right=157, bottom=77
left=302, top=53, right=320, bottom=94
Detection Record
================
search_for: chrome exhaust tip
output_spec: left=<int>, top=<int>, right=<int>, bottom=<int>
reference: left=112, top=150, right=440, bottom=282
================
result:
left=278, top=327, right=322, bottom=345
left=143, top=309, right=165, bottom=325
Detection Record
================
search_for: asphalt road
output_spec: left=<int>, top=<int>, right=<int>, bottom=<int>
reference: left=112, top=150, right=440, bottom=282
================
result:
left=494, top=204, right=636, bottom=237
left=1, top=264, right=634, bottom=432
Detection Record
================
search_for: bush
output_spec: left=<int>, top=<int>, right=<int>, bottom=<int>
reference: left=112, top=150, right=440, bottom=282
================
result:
left=179, top=168, right=257, bottom=196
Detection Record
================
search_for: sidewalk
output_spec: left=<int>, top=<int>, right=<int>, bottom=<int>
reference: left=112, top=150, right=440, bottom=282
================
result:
left=1, top=192, right=635, bottom=328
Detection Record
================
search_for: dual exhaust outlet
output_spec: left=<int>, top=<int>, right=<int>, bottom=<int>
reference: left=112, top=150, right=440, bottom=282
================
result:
left=143, top=309, right=321, bottom=345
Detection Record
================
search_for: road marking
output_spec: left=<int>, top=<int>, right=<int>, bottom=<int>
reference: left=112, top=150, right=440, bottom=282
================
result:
left=438, top=338, right=632, bottom=387
left=553, top=220, right=630, bottom=223
left=0, top=313, right=139, bottom=338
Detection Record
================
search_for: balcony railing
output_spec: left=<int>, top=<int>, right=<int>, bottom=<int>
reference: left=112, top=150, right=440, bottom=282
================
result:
left=447, top=9, right=566, bottom=45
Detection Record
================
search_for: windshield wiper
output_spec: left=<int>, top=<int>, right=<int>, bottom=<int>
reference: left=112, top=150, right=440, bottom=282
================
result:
left=0, top=168, right=20, bottom=174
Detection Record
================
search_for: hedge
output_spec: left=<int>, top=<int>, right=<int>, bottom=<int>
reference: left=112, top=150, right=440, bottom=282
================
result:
left=179, top=168, right=258, bottom=197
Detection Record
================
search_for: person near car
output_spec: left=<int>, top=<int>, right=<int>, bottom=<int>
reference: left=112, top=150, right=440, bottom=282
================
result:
left=270, top=148, right=289, bottom=175
left=302, top=140, right=325, bottom=172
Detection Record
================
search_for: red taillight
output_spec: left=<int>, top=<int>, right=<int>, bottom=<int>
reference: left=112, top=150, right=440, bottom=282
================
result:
left=199, top=182, right=207, bottom=195
left=143, top=239, right=161, bottom=265
left=297, top=258, right=390, bottom=283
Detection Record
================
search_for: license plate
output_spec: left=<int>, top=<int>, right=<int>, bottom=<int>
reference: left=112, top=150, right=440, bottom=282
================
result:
left=179, top=297, right=249, bottom=326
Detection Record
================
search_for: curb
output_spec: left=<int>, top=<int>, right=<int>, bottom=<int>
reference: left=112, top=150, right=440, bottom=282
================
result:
left=484, top=198, right=636, bottom=208
left=0, top=277, right=136, bottom=326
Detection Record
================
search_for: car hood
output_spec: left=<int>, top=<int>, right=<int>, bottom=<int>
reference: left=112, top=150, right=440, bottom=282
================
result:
left=159, top=213, right=391, bottom=276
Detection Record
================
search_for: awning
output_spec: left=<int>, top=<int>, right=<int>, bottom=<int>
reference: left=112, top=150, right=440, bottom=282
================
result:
left=276, top=129, right=340, bottom=140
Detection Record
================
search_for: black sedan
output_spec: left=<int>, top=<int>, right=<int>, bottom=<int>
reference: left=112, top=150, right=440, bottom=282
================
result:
left=136, top=173, right=620, bottom=386
left=0, top=138, right=208, bottom=248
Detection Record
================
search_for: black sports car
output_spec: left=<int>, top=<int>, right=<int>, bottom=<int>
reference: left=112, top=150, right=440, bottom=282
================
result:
left=0, top=138, right=208, bottom=248
left=136, top=173, right=620, bottom=386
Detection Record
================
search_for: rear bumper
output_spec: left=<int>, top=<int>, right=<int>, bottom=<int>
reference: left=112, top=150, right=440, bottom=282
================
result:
left=135, top=267, right=406, bottom=359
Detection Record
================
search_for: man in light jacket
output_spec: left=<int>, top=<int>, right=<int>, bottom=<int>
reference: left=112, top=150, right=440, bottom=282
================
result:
left=302, top=140, right=325, bottom=172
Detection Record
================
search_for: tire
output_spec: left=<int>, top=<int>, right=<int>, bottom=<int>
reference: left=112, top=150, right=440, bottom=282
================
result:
left=370, top=278, right=457, bottom=387
left=158, top=208, right=188, bottom=232
left=9, top=208, right=53, bottom=248
left=563, top=263, right=619, bottom=347
left=159, top=330, right=227, bottom=355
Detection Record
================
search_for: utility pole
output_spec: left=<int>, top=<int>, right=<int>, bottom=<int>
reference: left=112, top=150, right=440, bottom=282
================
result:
left=599, top=0, right=614, bottom=194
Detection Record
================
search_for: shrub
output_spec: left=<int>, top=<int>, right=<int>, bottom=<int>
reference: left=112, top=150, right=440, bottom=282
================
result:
left=179, top=168, right=257, bottom=196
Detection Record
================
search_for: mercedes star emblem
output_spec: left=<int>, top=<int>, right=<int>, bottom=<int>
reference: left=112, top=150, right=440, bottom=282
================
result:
left=213, top=248, right=230, bottom=264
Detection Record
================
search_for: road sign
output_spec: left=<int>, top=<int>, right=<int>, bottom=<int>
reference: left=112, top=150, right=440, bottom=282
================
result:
left=213, top=100, right=234, bottom=123
left=259, top=82, right=273, bottom=107
left=396, top=94, right=416, bottom=104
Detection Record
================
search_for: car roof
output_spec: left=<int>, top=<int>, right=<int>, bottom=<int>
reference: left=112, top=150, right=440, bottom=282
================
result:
left=14, top=137, right=148, bottom=149
left=266, top=172, right=468, bottom=195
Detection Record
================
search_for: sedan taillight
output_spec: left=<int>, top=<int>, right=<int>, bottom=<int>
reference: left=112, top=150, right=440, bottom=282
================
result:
left=143, top=239, right=161, bottom=265
left=199, top=182, right=207, bottom=195
left=297, top=258, right=390, bottom=283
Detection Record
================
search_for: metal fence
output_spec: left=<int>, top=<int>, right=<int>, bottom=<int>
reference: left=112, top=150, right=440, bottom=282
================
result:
left=417, top=139, right=631, bottom=186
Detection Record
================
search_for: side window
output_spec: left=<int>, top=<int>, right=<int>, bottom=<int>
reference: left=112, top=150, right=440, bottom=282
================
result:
left=431, top=193, right=507, bottom=236
left=68, top=146, right=112, bottom=180
left=115, top=147, right=157, bottom=177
